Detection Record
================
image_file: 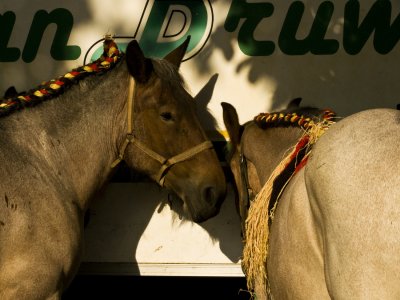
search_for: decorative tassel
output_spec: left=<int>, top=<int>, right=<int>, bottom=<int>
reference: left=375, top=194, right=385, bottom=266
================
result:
left=241, top=113, right=337, bottom=295
left=242, top=141, right=300, bottom=293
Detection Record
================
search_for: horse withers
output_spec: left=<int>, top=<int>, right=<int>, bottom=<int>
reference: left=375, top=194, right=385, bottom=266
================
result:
left=222, top=99, right=400, bottom=299
left=0, top=37, right=226, bottom=299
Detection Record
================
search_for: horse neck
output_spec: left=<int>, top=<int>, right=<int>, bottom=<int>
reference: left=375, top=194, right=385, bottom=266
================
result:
left=2, top=62, right=130, bottom=210
left=243, top=122, right=304, bottom=186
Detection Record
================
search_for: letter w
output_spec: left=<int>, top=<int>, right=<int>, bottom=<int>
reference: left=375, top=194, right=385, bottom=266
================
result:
left=344, top=0, right=400, bottom=55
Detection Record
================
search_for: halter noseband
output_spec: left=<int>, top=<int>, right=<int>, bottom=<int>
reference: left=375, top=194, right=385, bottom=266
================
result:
left=110, top=77, right=213, bottom=187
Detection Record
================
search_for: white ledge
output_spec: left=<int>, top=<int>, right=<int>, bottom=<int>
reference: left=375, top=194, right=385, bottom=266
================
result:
left=78, top=262, right=245, bottom=277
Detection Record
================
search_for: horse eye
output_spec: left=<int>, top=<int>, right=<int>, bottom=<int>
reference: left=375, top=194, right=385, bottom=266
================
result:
left=160, top=112, right=173, bottom=121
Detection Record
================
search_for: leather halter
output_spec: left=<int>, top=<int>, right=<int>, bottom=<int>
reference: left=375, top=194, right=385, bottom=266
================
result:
left=239, top=140, right=254, bottom=215
left=111, top=77, right=213, bottom=187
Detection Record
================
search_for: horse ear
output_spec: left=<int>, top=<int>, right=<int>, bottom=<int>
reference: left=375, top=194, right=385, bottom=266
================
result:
left=163, top=35, right=191, bottom=68
left=126, top=40, right=153, bottom=83
left=221, top=102, right=242, bottom=148
left=4, top=86, right=18, bottom=98
left=287, top=97, right=302, bottom=109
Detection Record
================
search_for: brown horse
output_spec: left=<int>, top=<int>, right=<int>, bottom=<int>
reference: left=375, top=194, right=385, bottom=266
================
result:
left=0, top=36, right=226, bottom=299
left=222, top=99, right=400, bottom=299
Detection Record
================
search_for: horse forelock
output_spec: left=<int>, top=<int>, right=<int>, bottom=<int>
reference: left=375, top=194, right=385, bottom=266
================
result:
left=151, top=59, right=187, bottom=90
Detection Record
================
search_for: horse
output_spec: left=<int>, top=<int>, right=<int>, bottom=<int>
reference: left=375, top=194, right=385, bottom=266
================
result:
left=222, top=99, right=400, bottom=299
left=0, top=36, right=227, bottom=300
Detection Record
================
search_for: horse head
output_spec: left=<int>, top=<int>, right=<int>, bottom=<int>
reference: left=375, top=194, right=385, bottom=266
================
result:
left=117, top=38, right=226, bottom=223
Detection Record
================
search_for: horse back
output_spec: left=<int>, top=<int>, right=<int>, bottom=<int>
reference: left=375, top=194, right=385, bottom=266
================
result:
left=305, top=108, right=400, bottom=299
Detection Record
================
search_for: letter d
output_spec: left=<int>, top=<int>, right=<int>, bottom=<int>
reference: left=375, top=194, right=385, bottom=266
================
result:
left=136, top=0, right=213, bottom=60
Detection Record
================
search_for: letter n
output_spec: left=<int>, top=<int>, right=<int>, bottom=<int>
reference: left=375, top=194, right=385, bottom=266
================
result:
left=22, top=8, right=81, bottom=63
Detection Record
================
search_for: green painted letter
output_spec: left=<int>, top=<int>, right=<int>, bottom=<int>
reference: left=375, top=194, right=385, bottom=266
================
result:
left=0, top=12, right=20, bottom=62
left=22, top=8, right=81, bottom=63
left=225, top=0, right=275, bottom=56
left=344, top=0, right=400, bottom=55
left=279, top=1, right=339, bottom=55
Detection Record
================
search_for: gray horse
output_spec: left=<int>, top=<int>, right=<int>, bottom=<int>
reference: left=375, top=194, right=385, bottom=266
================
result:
left=222, top=99, right=400, bottom=299
left=0, top=37, right=226, bottom=299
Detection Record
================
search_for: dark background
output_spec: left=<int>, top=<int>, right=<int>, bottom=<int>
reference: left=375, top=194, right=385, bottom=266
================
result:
left=62, top=275, right=252, bottom=300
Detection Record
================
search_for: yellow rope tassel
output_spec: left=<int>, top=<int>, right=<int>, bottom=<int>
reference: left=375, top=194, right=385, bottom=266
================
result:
left=242, top=145, right=297, bottom=293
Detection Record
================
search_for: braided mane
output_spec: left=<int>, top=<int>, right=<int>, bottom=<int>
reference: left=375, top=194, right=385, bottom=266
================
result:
left=0, top=36, right=123, bottom=118
left=254, top=108, right=336, bottom=130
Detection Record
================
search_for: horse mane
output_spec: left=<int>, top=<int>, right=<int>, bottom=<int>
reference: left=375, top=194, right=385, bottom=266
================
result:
left=0, top=37, right=123, bottom=118
left=254, top=101, right=336, bottom=131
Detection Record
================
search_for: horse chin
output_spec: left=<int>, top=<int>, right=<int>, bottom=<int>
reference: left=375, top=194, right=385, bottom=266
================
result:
left=163, top=192, right=188, bottom=220
left=183, top=196, right=221, bottom=224
left=166, top=190, right=220, bottom=223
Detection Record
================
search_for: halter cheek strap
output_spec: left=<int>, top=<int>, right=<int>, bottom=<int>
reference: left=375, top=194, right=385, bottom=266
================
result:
left=111, top=77, right=213, bottom=187
left=110, top=77, right=136, bottom=169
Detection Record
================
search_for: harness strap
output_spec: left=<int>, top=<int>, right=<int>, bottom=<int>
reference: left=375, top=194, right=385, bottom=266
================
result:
left=130, top=138, right=212, bottom=186
left=239, top=144, right=251, bottom=208
left=132, top=138, right=167, bottom=165
left=126, top=77, right=135, bottom=134
left=239, top=151, right=251, bottom=236
left=156, top=140, right=213, bottom=186
left=110, top=77, right=136, bottom=168
left=110, top=135, right=133, bottom=168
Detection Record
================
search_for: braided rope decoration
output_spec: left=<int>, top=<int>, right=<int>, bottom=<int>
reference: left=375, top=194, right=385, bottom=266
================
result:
left=254, top=109, right=336, bottom=130
left=0, top=35, right=123, bottom=117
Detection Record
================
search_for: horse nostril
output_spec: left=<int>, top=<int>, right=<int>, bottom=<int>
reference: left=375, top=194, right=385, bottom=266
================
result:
left=203, top=186, right=216, bottom=206
left=202, top=185, right=224, bottom=207
left=193, top=184, right=225, bottom=222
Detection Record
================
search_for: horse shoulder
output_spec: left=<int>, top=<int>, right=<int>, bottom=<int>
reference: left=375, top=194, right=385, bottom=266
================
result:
left=304, top=108, right=400, bottom=298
